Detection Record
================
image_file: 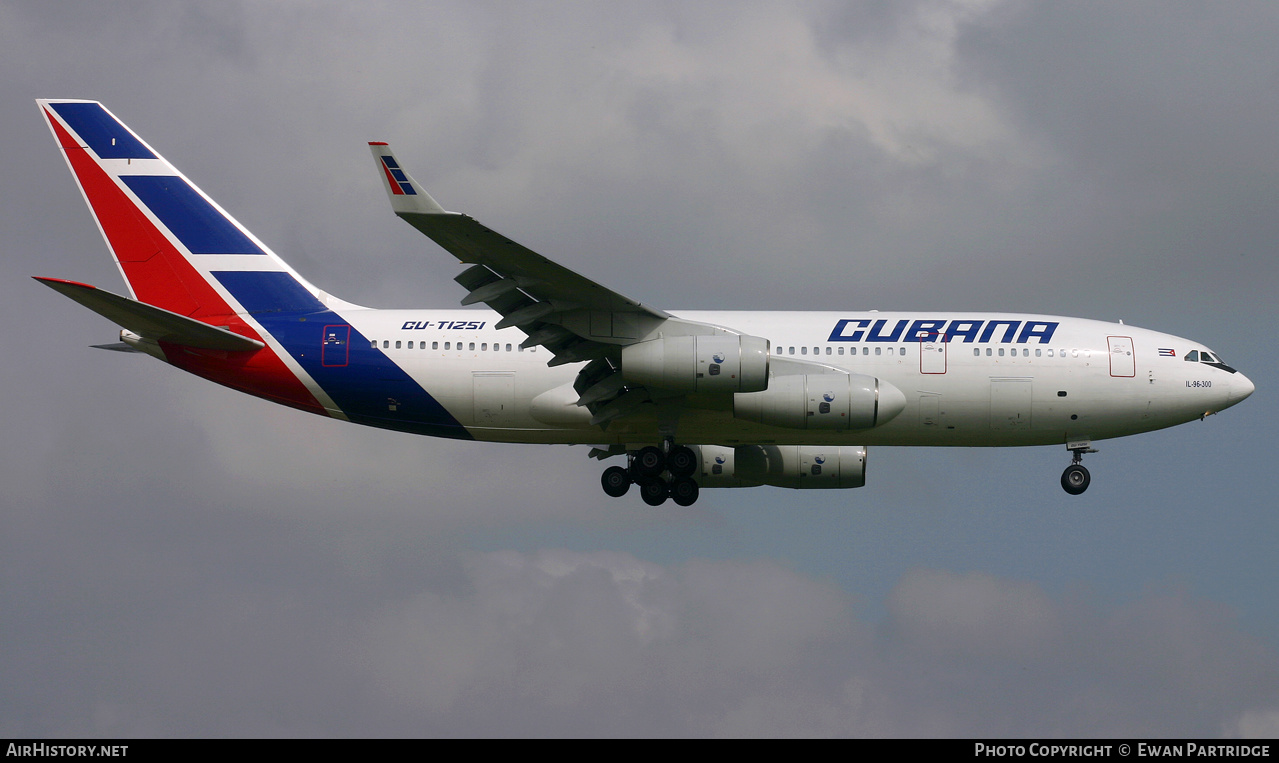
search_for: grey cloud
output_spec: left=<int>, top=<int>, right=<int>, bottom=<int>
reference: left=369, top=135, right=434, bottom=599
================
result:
left=15, top=548, right=1278, bottom=737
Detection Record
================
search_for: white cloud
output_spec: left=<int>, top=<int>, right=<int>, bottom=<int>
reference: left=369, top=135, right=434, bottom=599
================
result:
left=1231, top=708, right=1279, bottom=739
left=886, top=568, right=1063, bottom=661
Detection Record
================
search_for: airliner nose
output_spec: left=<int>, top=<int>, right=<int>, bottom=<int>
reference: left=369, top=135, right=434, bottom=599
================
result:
left=1230, top=372, right=1255, bottom=404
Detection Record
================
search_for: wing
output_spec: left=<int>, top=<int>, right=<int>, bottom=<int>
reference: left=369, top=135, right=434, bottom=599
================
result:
left=368, top=143, right=673, bottom=359
left=368, top=143, right=840, bottom=427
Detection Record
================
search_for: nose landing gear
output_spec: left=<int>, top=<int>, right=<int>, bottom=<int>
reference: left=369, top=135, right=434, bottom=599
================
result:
left=1061, top=441, right=1097, bottom=495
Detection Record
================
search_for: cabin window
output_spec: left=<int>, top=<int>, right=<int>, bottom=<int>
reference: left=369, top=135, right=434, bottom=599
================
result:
left=998, top=348, right=1005, bottom=356
left=481, top=343, right=487, bottom=351
left=862, top=347, right=869, bottom=356
left=383, top=340, right=390, bottom=349
left=801, top=347, right=807, bottom=355
left=899, top=347, right=905, bottom=356
left=788, top=347, right=795, bottom=355
left=1071, top=349, right=1078, bottom=358
left=469, top=342, right=475, bottom=350
left=408, top=341, right=414, bottom=349
left=838, top=347, right=844, bottom=355
left=370, top=340, right=377, bottom=349
left=826, top=347, right=831, bottom=355
left=986, top=348, right=992, bottom=356
left=506, top=344, right=512, bottom=351
left=432, top=341, right=439, bottom=350
left=974, top=348, right=980, bottom=357
left=1035, top=349, right=1041, bottom=357
left=813, top=347, right=819, bottom=355
left=875, top=347, right=882, bottom=356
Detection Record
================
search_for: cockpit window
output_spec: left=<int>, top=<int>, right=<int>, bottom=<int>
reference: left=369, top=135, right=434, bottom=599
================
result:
left=1190, top=349, right=1237, bottom=374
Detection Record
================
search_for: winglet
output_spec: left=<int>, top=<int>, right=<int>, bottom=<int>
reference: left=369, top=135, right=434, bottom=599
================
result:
left=367, top=142, right=450, bottom=216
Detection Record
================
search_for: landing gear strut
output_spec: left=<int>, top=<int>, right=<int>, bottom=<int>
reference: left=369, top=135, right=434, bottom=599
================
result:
left=1061, top=442, right=1097, bottom=495
left=598, top=440, right=701, bottom=506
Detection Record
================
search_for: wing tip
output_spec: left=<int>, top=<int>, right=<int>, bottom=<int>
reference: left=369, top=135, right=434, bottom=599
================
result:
left=34, top=276, right=97, bottom=290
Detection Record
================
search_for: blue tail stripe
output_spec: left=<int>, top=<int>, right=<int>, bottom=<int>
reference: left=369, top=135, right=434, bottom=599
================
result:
left=49, top=102, right=156, bottom=160
left=213, top=271, right=324, bottom=313
left=212, top=271, right=472, bottom=439
left=122, top=176, right=266, bottom=255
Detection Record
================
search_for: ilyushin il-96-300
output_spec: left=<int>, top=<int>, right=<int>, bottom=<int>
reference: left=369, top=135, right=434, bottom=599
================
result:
left=36, top=100, right=1254, bottom=506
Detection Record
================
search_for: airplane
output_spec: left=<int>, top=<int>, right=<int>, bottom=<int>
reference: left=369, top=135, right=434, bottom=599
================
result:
left=34, top=99, right=1255, bottom=506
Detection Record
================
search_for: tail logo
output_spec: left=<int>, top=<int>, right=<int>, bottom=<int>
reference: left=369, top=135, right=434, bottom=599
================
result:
left=379, top=156, right=417, bottom=196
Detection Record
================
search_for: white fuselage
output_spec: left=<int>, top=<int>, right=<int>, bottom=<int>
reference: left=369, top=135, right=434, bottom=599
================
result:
left=330, top=308, right=1252, bottom=448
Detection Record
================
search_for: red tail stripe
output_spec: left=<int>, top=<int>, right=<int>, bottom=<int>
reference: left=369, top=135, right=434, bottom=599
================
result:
left=44, top=108, right=327, bottom=416
left=380, top=160, right=405, bottom=196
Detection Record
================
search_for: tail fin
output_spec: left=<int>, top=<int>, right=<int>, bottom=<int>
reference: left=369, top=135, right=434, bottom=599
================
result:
left=37, top=99, right=329, bottom=321
left=37, top=99, right=340, bottom=416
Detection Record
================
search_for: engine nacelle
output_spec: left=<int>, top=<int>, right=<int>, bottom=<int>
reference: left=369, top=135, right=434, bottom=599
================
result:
left=692, top=444, right=867, bottom=489
left=621, top=334, right=769, bottom=393
left=733, top=374, right=905, bottom=430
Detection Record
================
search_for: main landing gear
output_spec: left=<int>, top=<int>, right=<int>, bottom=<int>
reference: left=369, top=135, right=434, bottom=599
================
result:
left=1061, top=442, right=1098, bottom=495
left=600, top=441, right=700, bottom=506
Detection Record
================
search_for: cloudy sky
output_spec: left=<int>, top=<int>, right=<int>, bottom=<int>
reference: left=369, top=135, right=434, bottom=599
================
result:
left=2, top=0, right=1277, bottom=737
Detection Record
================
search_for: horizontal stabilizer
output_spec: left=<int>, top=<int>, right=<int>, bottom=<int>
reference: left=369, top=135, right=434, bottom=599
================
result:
left=35, top=277, right=264, bottom=352
left=91, top=342, right=144, bottom=353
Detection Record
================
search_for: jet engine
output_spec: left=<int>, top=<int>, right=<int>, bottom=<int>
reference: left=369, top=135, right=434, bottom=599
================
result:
left=691, top=444, right=867, bottom=489
left=621, top=334, right=769, bottom=393
left=733, top=373, right=905, bottom=430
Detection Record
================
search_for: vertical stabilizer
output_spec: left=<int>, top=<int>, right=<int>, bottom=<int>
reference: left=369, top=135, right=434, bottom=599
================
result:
left=37, top=99, right=328, bottom=320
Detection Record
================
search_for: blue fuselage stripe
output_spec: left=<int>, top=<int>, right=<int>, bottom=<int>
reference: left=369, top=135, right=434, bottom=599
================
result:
left=212, top=271, right=471, bottom=439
